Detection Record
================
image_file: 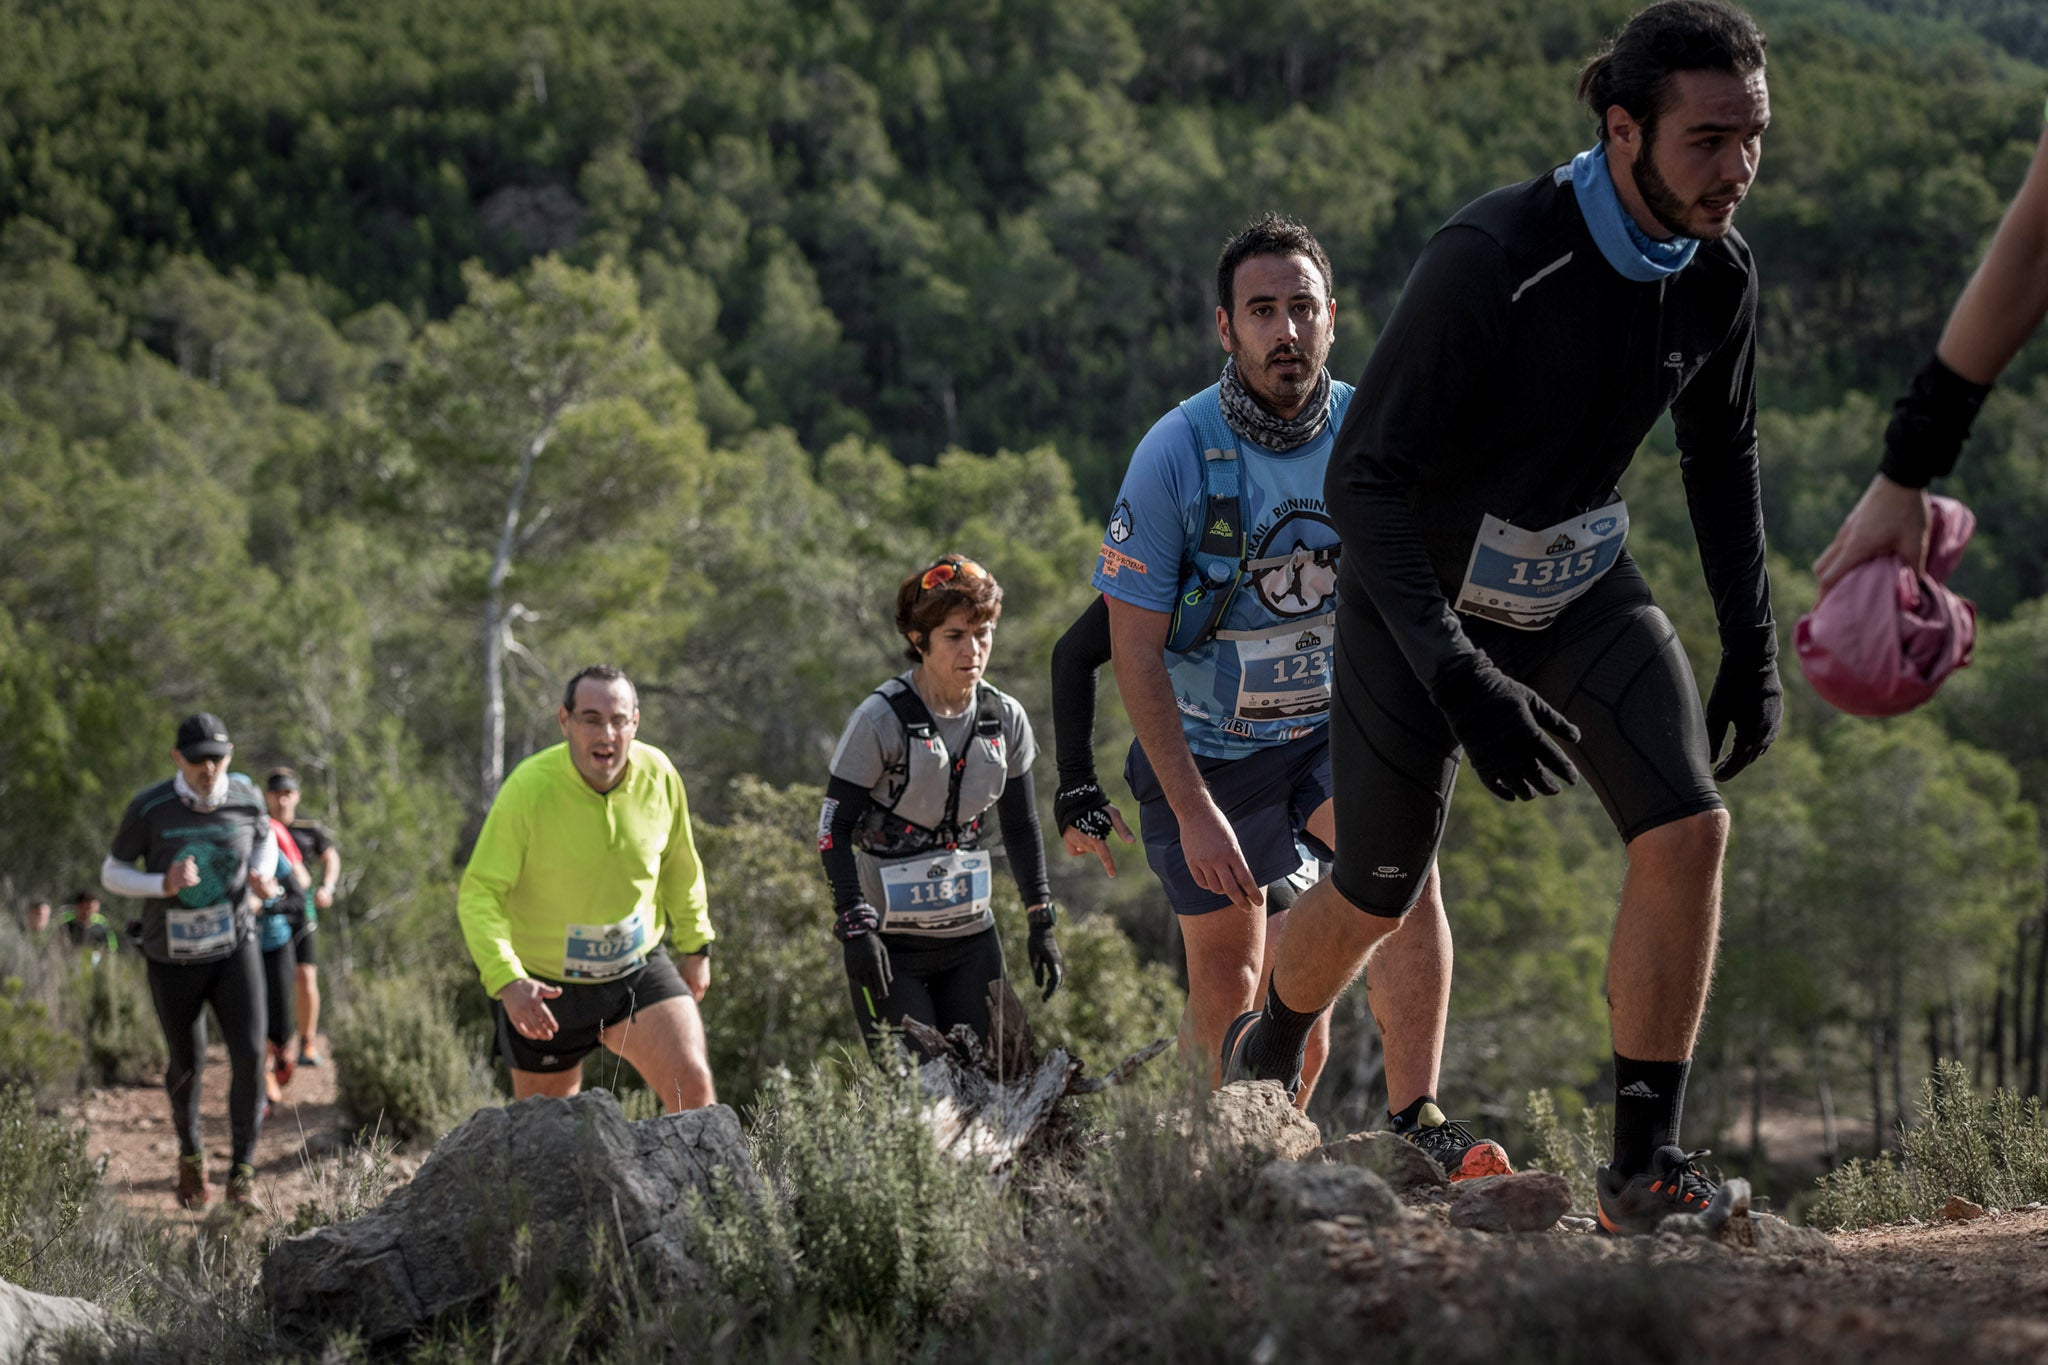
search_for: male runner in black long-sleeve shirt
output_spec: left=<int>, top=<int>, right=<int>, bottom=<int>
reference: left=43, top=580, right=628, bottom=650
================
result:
left=1229, top=0, right=1782, bottom=1235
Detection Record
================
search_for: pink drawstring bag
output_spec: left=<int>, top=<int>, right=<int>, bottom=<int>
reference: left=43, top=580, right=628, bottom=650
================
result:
left=1796, top=495, right=1978, bottom=717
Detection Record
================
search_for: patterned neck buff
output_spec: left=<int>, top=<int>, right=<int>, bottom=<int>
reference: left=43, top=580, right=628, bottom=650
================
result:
left=1218, top=357, right=1332, bottom=452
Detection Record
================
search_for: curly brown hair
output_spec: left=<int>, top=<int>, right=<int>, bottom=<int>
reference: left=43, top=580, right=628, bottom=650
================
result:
left=895, top=555, right=1003, bottom=663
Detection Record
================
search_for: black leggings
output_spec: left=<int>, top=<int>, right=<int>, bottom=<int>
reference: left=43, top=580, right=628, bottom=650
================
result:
left=261, top=938, right=297, bottom=1049
left=147, top=938, right=266, bottom=1165
left=851, top=927, right=1007, bottom=1059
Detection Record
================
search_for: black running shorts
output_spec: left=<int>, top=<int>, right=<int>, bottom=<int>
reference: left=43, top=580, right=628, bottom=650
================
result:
left=493, top=951, right=691, bottom=1073
left=1330, top=554, right=1723, bottom=916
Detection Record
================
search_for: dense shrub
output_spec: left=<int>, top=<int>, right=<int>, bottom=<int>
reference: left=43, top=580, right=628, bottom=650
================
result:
left=66, top=955, right=165, bottom=1086
left=333, top=972, right=499, bottom=1142
left=0, top=1085, right=98, bottom=1284
left=0, top=977, right=82, bottom=1099
left=1809, top=1061, right=2048, bottom=1229
left=690, top=1061, right=1011, bottom=1350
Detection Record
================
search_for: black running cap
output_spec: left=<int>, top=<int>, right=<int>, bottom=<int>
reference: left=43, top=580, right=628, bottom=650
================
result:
left=265, top=767, right=300, bottom=792
left=174, top=713, right=232, bottom=758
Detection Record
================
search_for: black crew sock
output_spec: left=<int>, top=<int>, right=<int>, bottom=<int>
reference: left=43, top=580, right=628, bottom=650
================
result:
left=1248, top=981, right=1321, bottom=1080
left=1611, top=1054, right=1691, bottom=1176
left=1387, top=1095, right=1437, bottom=1134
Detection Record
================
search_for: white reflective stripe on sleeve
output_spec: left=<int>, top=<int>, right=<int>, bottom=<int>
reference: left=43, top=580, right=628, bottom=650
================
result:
left=101, top=855, right=165, bottom=899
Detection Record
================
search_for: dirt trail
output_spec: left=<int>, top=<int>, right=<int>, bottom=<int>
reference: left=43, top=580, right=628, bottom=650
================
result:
left=65, top=1043, right=419, bottom=1222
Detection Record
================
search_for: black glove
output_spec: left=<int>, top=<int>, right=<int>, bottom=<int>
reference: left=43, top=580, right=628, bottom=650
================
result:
left=1054, top=779, right=1117, bottom=841
left=835, top=903, right=893, bottom=1012
left=1431, top=657, right=1581, bottom=801
left=1705, top=624, right=1782, bottom=782
left=1026, top=904, right=1063, bottom=1001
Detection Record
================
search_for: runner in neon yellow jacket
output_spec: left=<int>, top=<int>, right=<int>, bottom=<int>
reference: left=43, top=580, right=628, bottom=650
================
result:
left=458, top=666, right=717, bottom=1111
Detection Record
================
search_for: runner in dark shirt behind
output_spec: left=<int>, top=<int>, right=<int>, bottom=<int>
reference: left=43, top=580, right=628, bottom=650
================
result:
left=101, top=713, right=281, bottom=1211
left=1229, top=0, right=1781, bottom=1235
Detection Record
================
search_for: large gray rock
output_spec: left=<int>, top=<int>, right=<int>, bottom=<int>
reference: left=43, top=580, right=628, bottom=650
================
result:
left=1447, top=1171, right=1574, bottom=1233
left=263, top=1093, right=759, bottom=1347
left=1317, top=1131, right=1448, bottom=1192
left=1207, top=1081, right=1322, bottom=1165
left=0, top=1277, right=119, bottom=1363
left=1254, top=1160, right=1408, bottom=1226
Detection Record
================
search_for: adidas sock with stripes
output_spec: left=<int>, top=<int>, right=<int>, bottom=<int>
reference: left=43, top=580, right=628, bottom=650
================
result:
left=1611, top=1054, right=1690, bottom=1176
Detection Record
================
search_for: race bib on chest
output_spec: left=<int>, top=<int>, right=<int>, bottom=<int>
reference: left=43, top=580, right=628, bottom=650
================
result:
left=166, top=903, right=236, bottom=961
left=1455, top=501, right=1629, bottom=630
left=877, top=849, right=993, bottom=935
left=1233, top=622, right=1334, bottom=722
left=562, top=905, right=653, bottom=981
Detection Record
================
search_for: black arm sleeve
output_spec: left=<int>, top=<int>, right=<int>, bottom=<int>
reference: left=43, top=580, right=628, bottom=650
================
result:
left=994, top=768, right=1052, bottom=908
left=820, top=775, right=873, bottom=912
left=1326, top=227, right=1510, bottom=696
left=1049, top=596, right=1113, bottom=788
left=1673, top=263, right=1774, bottom=642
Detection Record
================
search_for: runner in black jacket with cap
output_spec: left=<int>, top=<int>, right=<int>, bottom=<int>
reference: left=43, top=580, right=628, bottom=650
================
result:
left=101, top=713, right=281, bottom=1212
left=1228, top=0, right=1781, bottom=1235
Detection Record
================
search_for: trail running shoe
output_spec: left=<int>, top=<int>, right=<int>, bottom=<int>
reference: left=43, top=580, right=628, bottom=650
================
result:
left=1396, top=1102, right=1513, bottom=1182
left=1596, top=1144, right=1719, bottom=1235
left=1219, top=1010, right=1301, bottom=1101
left=269, top=1041, right=295, bottom=1089
left=297, top=1044, right=323, bottom=1068
left=176, top=1154, right=210, bottom=1210
left=227, top=1163, right=262, bottom=1213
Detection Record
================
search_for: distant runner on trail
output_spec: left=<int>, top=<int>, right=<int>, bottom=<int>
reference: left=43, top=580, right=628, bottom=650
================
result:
left=1226, top=0, right=1780, bottom=1234
left=1093, top=213, right=1509, bottom=1180
left=257, top=810, right=310, bottom=1103
left=1816, top=100, right=2048, bottom=591
left=819, top=556, right=1063, bottom=1058
left=101, top=712, right=281, bottom=1211
left=458, top=666, right=717, bottom=1113
left=266, top=768, right=339, bottom=1067
left=58, top=889, right=118, bottom=960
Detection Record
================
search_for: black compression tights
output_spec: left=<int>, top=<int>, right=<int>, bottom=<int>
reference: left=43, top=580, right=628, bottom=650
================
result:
left=147, top=938, right=266, bottom=1165
left=261, top=939, right=297, bottom=1049
left=851, top=926, right=1007, bottom=1059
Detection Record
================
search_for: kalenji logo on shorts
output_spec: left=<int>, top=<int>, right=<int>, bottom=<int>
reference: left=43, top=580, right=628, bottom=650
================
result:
left=1372, top=865, right=1403, bottom=878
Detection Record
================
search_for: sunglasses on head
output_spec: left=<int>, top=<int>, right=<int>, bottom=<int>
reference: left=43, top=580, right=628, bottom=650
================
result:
left=918, top=558, right=990, bottom=594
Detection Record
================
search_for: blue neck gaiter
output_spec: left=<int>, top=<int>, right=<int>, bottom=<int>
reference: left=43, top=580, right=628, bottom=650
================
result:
left=1554, top=144, right=1698, bottom=282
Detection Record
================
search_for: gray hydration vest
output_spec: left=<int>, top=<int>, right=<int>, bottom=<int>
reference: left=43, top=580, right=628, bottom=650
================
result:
left=855, top=679, right=1009, bottom=860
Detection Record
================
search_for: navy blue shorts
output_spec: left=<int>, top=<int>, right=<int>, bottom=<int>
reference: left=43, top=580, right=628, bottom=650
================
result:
left=1125, top=730, right=1334, bottom=916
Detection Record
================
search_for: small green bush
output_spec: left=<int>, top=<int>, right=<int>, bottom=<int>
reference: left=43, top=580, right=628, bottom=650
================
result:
left=1809, top=1061, right=2048, bottom=1229
left=0, top=1085, right=98, bottom=1285
left=65, top=954, right=165, bottom=1086
left=333, top=972, right=498, bottom=1142
left=0, top=976, right=82, bottom=1099
left=1524, top=1088, right=1608, bottom=1212
left=690, top=1060, right=1010, bottom=1350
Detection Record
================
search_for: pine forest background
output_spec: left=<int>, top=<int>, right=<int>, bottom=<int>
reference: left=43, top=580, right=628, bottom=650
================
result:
left=5, top=0, right=2048, bottom=1201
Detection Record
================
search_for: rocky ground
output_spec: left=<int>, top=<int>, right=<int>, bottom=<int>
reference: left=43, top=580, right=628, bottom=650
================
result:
left=53, top=1070, right=2048, bottom=1363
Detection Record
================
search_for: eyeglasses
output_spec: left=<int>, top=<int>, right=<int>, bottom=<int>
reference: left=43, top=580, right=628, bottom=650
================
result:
left=918, top=558, right=990, bottom=594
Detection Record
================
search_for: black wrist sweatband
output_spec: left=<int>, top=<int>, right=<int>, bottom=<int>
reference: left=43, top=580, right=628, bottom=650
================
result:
left=1881, top=355, right=1993, bottom=489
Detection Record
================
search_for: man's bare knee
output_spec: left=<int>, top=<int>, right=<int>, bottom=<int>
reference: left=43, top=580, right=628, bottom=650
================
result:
left=1630, top=809, right=1729, bottom=867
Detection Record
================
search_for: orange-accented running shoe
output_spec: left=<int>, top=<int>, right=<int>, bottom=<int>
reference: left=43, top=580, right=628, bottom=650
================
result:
left=1596, top=1145, right=1718, bottom=1235
left=1396, top=1102, right=1513, bottom=1182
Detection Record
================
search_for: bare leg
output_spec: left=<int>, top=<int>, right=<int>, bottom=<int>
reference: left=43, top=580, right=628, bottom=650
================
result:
left=1609, top=810, right=1729, bottom=1059
left=600, top=995, right=716, bottom=1112
left=1180, top=902, right=1266, bottom=1088
left=510, top=1066, right=582, bottom=1100
left=1260, top=907, right=1332, bottom=1103
left=1361, top=867, right=1450, bottom=1114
